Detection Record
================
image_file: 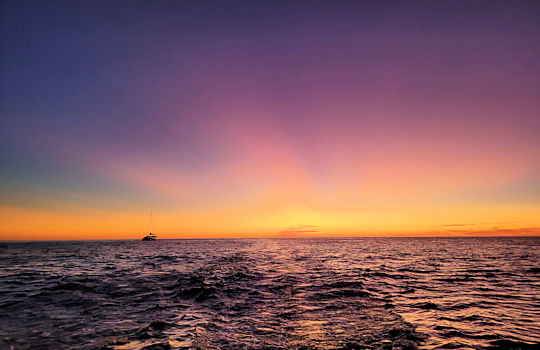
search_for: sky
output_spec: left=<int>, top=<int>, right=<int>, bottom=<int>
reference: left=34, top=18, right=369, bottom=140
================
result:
left=1, top=0, right=539, bottom=239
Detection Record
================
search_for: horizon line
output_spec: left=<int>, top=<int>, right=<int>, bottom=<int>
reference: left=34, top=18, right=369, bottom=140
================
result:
left=2, top=235, right=539, bottom=242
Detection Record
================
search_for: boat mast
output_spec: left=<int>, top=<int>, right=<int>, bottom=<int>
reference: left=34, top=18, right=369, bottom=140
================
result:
left=150, top=209, right=152, bottom=234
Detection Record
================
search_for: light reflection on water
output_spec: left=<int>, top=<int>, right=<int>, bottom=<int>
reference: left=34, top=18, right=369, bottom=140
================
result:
left=0, top=237, right=539, bottom=349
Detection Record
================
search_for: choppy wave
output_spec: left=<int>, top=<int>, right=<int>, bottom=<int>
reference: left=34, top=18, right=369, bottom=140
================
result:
left=0, top=237, right=539, bottom=349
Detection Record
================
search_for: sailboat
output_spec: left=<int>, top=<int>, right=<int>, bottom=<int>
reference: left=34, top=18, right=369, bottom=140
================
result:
left=142, top=210, right=158, bottom=241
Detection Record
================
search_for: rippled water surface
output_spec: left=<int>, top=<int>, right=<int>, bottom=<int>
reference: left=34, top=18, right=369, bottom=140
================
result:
left=0, top=238, right=539, bottom=350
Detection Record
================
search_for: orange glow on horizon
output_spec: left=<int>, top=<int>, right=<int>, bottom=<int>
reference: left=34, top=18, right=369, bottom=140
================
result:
left=2, top=203, right=539, bottom=240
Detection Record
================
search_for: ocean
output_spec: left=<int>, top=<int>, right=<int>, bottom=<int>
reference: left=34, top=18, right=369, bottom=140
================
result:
left=0, top=237, right=539, bottom=350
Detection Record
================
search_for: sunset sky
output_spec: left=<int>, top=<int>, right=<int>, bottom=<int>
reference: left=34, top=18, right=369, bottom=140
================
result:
left=1, top=1, right=539, bottom=239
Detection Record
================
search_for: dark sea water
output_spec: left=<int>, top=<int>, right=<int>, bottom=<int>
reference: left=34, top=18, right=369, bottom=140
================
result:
left=0, top=238, right=539, bottom=350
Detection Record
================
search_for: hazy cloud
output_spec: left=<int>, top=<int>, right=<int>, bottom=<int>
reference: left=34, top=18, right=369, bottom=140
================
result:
left=424, top=226, right=540, bottom=236
left=276, top=225, right=321, bottom=237
left=441, top=222, right=513, bottom=228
